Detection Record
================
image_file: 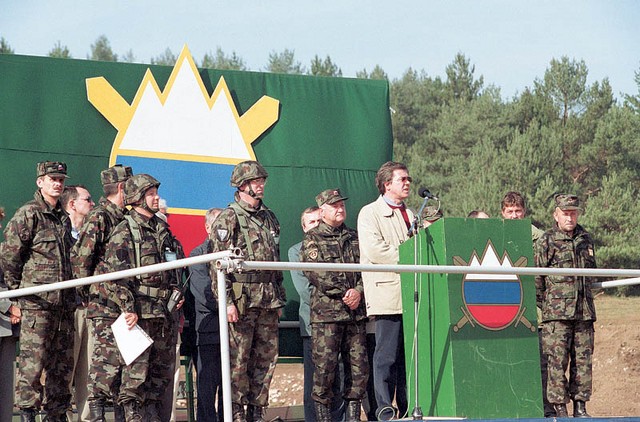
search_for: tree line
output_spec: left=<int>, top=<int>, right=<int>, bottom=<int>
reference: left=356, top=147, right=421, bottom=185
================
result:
left=2, top=35, right=640, bottom=293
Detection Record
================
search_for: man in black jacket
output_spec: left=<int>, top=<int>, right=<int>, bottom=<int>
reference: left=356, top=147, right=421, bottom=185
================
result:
left=190, top=208, right=223, bottom=422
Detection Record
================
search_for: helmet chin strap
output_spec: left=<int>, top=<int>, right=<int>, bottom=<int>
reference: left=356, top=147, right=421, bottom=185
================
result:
left=139, top=200, right=158, bottom=214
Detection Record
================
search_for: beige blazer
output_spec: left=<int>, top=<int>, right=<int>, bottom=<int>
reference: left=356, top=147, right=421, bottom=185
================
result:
left=357, top=195, right=413, bottom=316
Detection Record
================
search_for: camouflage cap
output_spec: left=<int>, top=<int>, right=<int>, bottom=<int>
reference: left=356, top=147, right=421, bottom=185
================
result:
left=554, top=194, right=581, bottom=210
left=316, top=188, right=348, bottom=207
left=101, top=164, right=133, bottom=185
left=36, top=161, right=68, bottom=178
left=423, top=205, right=443, bottom=222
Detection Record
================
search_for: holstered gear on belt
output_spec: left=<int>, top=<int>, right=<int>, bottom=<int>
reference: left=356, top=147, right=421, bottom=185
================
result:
left=227, top=202, right=283, bottom=315
left=230, top=272, right=278, bottom=315
left=135, top=284, right=170, bottom=300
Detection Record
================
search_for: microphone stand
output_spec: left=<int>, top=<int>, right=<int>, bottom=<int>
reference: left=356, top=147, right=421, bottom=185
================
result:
left=410, top=194, right=429, bottom=420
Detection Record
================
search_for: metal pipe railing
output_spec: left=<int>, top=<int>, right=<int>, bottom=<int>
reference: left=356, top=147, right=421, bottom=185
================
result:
left=2, top=252, right=639, bottom=422
left=0, top=251, right=236, bottom=300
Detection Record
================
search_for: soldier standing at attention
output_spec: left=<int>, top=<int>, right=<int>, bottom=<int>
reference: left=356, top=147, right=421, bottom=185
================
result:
left=0, top=206, right=22, bottom=422
left=71, top=164, right=132, bottom=422
left=301, top=189, right=368, bottom=422
left=102, top=174, right=184, bottom=421
left=289, top=206, right=341, bottom=422
left=535, top=194, right=596, bottom=418
left=209, top=160, right=286, bottom=422
left=0, top=161, right=75, bottom=422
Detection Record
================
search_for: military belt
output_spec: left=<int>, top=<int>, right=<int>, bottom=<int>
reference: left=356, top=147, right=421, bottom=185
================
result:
left=234, top=272, right=274, bottom=284
left=136, top=285, right=170, bottom=299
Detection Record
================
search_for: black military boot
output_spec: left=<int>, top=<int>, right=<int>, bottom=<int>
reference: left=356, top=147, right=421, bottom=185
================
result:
left=573, top=400, right=590, bottom=418
left=122, top=400, right=143, bottom=422
left=543, top=402, right=556, bottom=418
left=145, top=401, right=162, bottom=422
left=232, top=403, right=246, bottom=422
left=113, top=403, right=126, bottom=422
left=345, top=400, right=362, bottom=422
left=88, top=399, right=106, bottom=422
left=553, top=403, right=568, bottom=417
left=314, top=401, right=331, bottom=422
left=42, top=413, right=68, bottom=422
left=20, top=409, right=37, bottom=422
left=247, top=404, right=266, bottom=422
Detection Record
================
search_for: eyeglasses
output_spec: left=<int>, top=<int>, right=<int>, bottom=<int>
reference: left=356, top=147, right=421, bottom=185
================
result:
left=393, top=176, right=412, bottom=183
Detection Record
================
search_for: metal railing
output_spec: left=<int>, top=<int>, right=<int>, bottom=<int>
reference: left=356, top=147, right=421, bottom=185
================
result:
left=2, top=252, right=639, bottom=422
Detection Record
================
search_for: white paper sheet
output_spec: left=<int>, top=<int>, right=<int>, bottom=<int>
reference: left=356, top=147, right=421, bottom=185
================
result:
left=111, top=313, right=153, bottom=365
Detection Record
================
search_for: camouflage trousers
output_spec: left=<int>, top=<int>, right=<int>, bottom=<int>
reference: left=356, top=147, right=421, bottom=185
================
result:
left=311, top=320, right=368, bottom=405
left=229, top=307, right=279, bottom=407
left=88, top=317, right=124, bottom=401
left=119, top=317, right=176, bottom=405
left=541, top=320, right=594, bottom=404
left=15, top=308, right=74, bottom=414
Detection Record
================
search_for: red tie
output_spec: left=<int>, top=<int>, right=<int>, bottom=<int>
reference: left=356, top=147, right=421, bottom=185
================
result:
left=388, top=203, right=411, bottom=229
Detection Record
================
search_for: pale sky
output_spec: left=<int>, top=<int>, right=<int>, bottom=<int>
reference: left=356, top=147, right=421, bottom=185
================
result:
left=2, top=0, right=639, bottom=99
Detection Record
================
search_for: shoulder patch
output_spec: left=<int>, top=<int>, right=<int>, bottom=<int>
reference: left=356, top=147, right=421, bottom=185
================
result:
left=308, top=248, right=318, bottom=260
left=19, top=227, right=31, bottom=242
left=217, top=229, right=229, bottom=242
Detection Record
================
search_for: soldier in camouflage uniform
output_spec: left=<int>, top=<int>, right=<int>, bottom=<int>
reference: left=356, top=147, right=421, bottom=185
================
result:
left=301, top=189, right=368, bottom=422
left=0, top=161, right=75, bottom=422
left=209, top=160, right=286, bottom=422
left=535, top=194, right=596, bottom=418
left=101, top=174, right=184, bottom=422
left=71, top=164, right=132, bottom=422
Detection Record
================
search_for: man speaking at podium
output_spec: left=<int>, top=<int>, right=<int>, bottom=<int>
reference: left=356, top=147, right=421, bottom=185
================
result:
left=357, top=161, right=413, bottom=421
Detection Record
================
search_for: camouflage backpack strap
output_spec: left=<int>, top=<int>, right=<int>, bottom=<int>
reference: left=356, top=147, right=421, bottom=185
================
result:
left=229, top=202, right=256, bottom=261
left=124, top=215, right=143, bottom=281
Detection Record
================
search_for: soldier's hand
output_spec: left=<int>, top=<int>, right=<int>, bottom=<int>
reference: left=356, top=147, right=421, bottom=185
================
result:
left=8, top=305, right=21, bottom=324
left=124, top=312, right=138, bottom=329
left=176, top=297, right=185, bottom=310
left=343, top=289, right=361, bottom=310
left=227, top=304, right=239, bottom=323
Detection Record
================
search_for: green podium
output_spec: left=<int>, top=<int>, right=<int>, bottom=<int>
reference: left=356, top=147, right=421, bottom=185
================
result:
left=400, top=218, right=543, bottom=419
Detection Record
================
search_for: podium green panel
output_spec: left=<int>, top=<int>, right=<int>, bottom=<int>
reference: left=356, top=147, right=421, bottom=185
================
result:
left=400, top=218, right=543, bottom=419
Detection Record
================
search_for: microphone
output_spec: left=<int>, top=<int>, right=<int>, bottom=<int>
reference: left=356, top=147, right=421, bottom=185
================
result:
left=419, top=187, right=438, bottom=201
left=409, top=188, right=435, bottom=236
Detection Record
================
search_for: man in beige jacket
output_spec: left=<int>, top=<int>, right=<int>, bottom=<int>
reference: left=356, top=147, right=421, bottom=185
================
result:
left=357, top=161, right=414, bottom=421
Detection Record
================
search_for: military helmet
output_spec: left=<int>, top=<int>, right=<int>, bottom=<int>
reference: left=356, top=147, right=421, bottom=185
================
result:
left=124, top=174, right=160, bottom=206
left=230, top=160, right=268, bottom=187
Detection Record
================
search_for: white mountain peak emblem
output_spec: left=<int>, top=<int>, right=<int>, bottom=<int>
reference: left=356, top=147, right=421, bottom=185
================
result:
left=85, top=45, right=280, bottom=166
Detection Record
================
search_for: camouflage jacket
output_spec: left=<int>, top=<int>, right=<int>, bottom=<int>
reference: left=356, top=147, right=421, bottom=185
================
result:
left=209, top=193, right=285, bottom=310
left=103, top=209, right=184, bottom=319
left=534, top=223, right=597, bottom=322
left=71, top=197, right=127, bottom=318
left=0, top=190, right=75, bottom=310
left=301, top=221, right=365, bottom=323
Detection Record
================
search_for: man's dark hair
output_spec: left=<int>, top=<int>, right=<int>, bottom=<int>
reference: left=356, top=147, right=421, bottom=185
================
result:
left=375, top=161, right=408, bottom=195
left=60, top=185, right=80, bottom=210
left=501, top=191, right=526, bottom=211
left=61, top=185, right=90, bottom=210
